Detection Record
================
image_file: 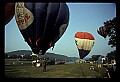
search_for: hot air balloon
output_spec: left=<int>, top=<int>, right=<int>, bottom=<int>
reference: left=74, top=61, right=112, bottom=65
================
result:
left=5, top=3, right=15, bottom=25
left=99, top=55, right=106, bottom=61
left=74, top=32, right=95, bottom=59
left=97, top=26, right=107, bottom=39
left=15, top=2, right=69, bottom=55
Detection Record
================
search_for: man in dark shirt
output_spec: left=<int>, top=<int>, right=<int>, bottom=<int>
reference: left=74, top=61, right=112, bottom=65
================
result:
left=106, top=64, right=115, bottom=78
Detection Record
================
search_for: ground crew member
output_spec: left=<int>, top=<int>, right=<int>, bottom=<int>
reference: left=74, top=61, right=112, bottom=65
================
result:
left=42, top=58, right=47, bottom=72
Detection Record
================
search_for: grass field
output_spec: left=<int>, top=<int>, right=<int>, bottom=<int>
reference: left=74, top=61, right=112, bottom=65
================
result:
left=5, top=59, right=108, bottom=78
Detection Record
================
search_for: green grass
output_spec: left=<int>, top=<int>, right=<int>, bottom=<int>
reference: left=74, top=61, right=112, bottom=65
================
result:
left=5, top=63, right=107, bottom=78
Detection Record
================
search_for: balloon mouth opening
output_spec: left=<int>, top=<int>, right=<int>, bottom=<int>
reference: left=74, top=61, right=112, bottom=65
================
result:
left=32, top=48, right=43, bottom=55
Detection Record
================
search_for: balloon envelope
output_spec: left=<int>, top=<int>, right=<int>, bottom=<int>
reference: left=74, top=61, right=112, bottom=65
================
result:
left=15, top=2, right=69, bottom=55
left=74, top=32, right=95, bottom=59
left=99, top=55, right=105, bottom=60
left=5, top=3, right=15, bottom=25
left=97, top=26, right=107, bottom=39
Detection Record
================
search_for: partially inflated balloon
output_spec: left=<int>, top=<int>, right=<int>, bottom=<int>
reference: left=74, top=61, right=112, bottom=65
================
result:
left=15, top=2, right=69, bottom=55
left=99, top=55, right=105, bottom=61
left=74, top=32, right=95, bottom=59
left=5, top=3, right=15, bottom=25
left=97, top=26, right=107, bottom=39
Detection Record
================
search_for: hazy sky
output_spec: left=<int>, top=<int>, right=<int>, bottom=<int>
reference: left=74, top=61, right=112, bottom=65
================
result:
left=5, top=3, right=116, bottom=58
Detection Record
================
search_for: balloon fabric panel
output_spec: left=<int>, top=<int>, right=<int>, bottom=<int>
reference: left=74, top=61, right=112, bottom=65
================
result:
left=74, top=32, right=94, bottom=40
left=78, top=49, right=90, bottom=59
left=51, top=3, right=69, bottom=46
left=74, top=38, right=95, bottom=50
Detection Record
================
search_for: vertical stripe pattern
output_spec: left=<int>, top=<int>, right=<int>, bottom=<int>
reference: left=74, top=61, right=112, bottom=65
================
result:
left=74, top=32, right=95, bottom=59
left=15, top=2, right=69, bottom=54
left=97, top=26, right=107, bottom=38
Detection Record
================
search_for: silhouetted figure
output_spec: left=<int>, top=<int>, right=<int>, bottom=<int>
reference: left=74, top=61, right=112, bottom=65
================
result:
left=89, top=61, right=94, bottom=69
left=105, top=63, right=116, bottom=78
left=42, top=58, right=47, bottom=72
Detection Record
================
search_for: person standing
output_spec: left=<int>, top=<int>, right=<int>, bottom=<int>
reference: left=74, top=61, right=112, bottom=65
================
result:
left=97, top=57, right=102, bottom=74
left=89, top=61, right=94, bottom=69
left=105, top=63, right=115, bottom=78
left=42, top=58, right=47, bottom=72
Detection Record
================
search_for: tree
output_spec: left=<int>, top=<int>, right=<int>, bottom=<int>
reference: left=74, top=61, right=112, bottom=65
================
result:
left=89, top=55, right=101, bottom=61
left=104, top=17, right=116, bottom=48
left=91, top=55, right=101, bottom=61
left=104, top=17, right=116, bottom=61
left=106, top=50, right=116, bottom=63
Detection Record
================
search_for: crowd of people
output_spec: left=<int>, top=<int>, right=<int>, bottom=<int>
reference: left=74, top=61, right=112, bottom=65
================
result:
left=32, top=56, right=116, bottom=78
left=89, top=57, right=116, bottom=78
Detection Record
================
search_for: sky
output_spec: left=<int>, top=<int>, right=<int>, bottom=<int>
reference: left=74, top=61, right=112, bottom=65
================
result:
left=5, top=3, right=116, bottom=58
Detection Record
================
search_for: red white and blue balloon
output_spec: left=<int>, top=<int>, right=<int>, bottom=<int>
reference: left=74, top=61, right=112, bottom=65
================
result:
left=74, top=32, right=95, bottom=59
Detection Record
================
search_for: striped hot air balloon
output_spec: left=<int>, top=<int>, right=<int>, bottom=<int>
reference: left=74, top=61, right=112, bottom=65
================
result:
left=97, top=26, right=107, bottom=39
left=15, top=2, right=69, bottom=55
left=74, top=32, right=95, bottom=59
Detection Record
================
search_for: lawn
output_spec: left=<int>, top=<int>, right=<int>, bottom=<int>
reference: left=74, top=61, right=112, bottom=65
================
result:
left=5, top=62, right=108, bottom=78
